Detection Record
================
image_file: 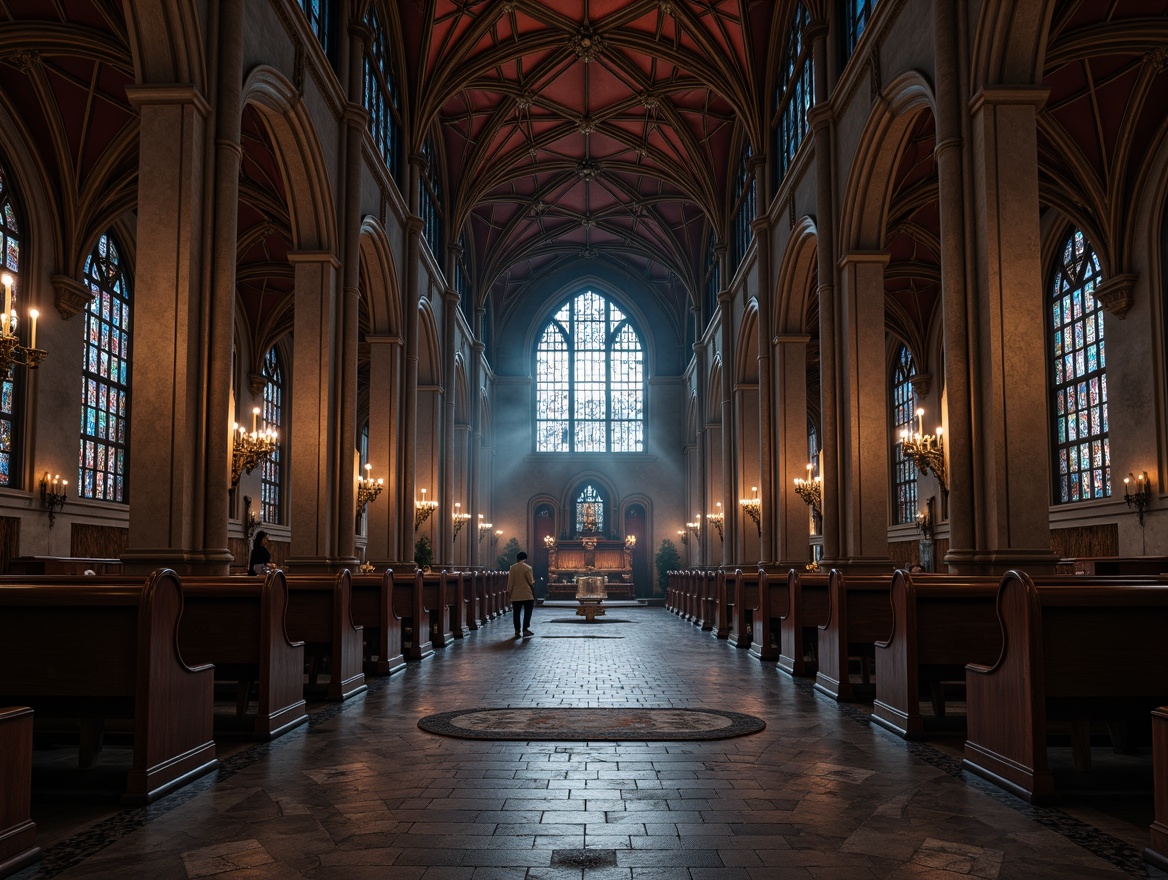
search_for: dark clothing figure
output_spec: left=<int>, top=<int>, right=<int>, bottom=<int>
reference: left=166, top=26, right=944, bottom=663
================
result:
left=512, top=599, right=534, bottom=635
left=248, top=530, right=271, bottom=576
left=508, top=552, right=535, bottom=637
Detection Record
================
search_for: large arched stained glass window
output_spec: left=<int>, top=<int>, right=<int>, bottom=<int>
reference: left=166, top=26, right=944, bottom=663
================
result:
left=775, top=2, right=813, bottom=189
left=535, top=289, right=645, bottom=453
left=0, top=164, right=21, bottom=486
left=575, top=484, right=605, bottom=534
left=79, top=232, right=131, bottom=502
left=365, top=3, right=403, bottom=186
left=890, top=343, right=917, bottom=524
left=261, top=347, right=285, bottom=523
left=1050, top=228, right=1109, bottom=503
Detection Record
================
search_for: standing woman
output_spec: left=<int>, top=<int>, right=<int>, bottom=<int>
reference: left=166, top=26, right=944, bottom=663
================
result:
left=248, top=530, right=272, bottom=575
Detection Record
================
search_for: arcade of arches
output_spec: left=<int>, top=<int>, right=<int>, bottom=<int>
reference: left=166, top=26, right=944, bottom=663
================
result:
left=3, top=0, right=1168, bottom=877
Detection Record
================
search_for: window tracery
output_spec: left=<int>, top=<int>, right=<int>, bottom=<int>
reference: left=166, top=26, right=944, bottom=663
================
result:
left=261, top=347, right=285, bottom=523
left=890, top=343, right=917, bottom=525
left=0, top=165, right=20, bottom=486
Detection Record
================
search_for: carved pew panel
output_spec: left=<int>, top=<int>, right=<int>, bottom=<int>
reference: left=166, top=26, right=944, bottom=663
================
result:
left=350, top=571, right=407, bottom=677
left=814, top=571, right=894, bottom=702
left=393, top=571, right=433, bottom=661
left=1147, top=707, right=1168, bottom=872
left=0, top=706, right=39, bottom=879
left=422, top=572, right=452, bottom=648
left=179, top=572, right=308, bottom=739
left=729, top=570, right=756, bottom=650
left=0, top=571, right=217, bottom=803
left=283, top=572, right=367, bottom=702
left=447, top=571, right=469, bottom=638
left=778, top=571, right=830, bottom=677
left=750, top=570, right=788, bottom=662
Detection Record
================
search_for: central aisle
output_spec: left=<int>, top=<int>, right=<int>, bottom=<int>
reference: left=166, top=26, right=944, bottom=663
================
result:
left=31, top=606, right=1148, bottom=879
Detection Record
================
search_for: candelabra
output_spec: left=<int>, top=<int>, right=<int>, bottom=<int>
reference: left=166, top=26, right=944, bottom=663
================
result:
left=624, top=534, right=636, bottom=549
left=356, top=463, right=383, bottom=519
left=1124, top=471, right=1152, bottom=526
left=452, top=502, right=471, bottom=541
left=582, top=535, right=598, bottom=551
left=0, top=274, right=46, bottom=380
left=231, top=407, right=278, bottom=487
left=414, top=488, right=438, bottom=531
left=706, top=502, right=724, bottom=542
left=899, top=409, right=948, bottom=496
left=793, top=464, right=823, bottom=519
left=915, top=496, right=935, bottom=539
left=686, top=520, right=701, bottom=541
left=543, top=534, right=556, bottom=549
left=40, top=471, right=68, bottom=527
left=739, top=485, right=761, bottom=535
left=677, top=528, right=688, bottom=547
left=478, top=515, right=494, bottom=543
left=492, top=528, right=502, bottom=549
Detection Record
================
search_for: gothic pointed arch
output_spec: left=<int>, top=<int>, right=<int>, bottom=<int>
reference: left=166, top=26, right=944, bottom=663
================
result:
left=775, top=216, right=818, bottom=335
left=123, top=0, right=206, bottom=89
left=971, top=0, right=1058, bottom=91
left=358, top=218, right=402, bottom=336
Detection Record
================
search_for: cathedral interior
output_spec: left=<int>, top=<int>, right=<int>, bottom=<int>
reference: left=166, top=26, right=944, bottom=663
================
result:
left=2, top=0, right=1168, bottom=878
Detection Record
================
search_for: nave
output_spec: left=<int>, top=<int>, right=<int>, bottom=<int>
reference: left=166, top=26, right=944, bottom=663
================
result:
left=14, top=607, right=1159, bottom=880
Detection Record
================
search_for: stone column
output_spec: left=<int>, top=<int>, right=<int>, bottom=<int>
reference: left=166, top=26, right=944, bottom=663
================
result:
left=750, top=156, right=775, bottom=566
left=365, top=334, right=402, bottom=564
left=469, top=326, right=485, bottom=566
left=439, top=277, right=459, bottom=567
left=935, top=0, right=977, bottom=570
left=838, top=253, right=891, bottom=570
left=774, top=335, right=813, bottom=570
left=692, top=324, right=709, bottom=567
left=968, top=87, right=1059, bottom=571
left=808, top=19, right=841, bottom=565
left=285, top=251, right=341, bottom=570
left=718, top=287, right=736, bottom=568
left=121, top=84, right=209, bottom=575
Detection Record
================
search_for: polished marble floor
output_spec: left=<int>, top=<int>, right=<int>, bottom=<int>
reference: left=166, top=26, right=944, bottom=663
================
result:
left=13, top=606, right=1168, bottom=879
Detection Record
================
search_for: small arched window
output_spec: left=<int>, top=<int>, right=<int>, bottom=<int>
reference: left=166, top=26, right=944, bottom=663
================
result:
left=261, top=347, right=285, bottom=523
left=574, top=484, right=606, bottom=535
left=1050, top=227, right=1109, bottom=503
left=79, top=232, right=132, bottom=503
left=0, top=162, right=22, bottom=486
left=729, top=146, right=755, bottom=272
left=535, top=289, right=645, bottom=453
left=890, top=343, right=917, bottom=525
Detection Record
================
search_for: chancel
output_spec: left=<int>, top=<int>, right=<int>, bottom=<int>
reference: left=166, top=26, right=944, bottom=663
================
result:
left=2, top=1, right=1168, bottom=878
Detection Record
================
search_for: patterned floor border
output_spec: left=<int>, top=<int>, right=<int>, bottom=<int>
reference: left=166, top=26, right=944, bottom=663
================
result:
left=417, top=706, right=767, bottom=741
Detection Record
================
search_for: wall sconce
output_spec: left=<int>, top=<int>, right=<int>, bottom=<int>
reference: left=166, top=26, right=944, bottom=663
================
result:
left=706, top=502, right=724, bottom=542
left=624, top=534, right=636, bottom=549
left=543, top=534, right=556, bottom=548
left=915, top=496, right=935, bottom=540
left=478, top=514, right=494, bottom=543
left=452, top=502, right=471, bottom=541
left=677, top=528, right=688, bottom=547
left=0, top=274, right=46, bottom=379
left=356, top=463, right=384, bottom=519
left=739, top=486, right=761, bottom=535
left=1124, top=471, right=1152, bottom=526
left=231, top=406, right=278, bottom=488
left=492, top=528, right=502, bottom=549
left=40, top=471, right=67, bottom=527
left=899, top=408, right=948, bottom=497
left=414, top=487, right=438, bottom=531
left=794, top=463, right=823, bottom=519
left=686, top=520, right=701, bottom=540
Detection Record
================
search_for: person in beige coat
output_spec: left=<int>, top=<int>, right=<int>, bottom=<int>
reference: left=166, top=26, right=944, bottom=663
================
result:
left=508, top=551, right=536, bottom=637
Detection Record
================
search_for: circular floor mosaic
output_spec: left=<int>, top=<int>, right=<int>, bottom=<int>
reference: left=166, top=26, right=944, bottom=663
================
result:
left=417, top=707, right=766, bottom=741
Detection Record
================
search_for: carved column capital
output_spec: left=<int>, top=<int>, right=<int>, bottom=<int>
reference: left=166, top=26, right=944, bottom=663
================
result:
left=1093, top=273, right=1137, bottom=319
left=51, top=274, right=93, bottom=320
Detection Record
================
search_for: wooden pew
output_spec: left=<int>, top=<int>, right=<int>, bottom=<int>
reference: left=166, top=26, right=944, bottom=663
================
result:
left=728, top=569, right=756, bottom=649
left=964, top=571, right=1168, bottom=803
left=750, top=569, right=788, bottom=662
left=0, top=707, right=39, bottom=879
left=422, top=571, right=453, bottom=648
left=697, top=570, right=717, bottom=632
left=282, top=572, right=367, bottom=701
left=777, top=570, right=830, bottom=677
left=871, top=570, right=1000, bottom=738
left=681, top=569, right=696, bottom=621
left=447, top=571, right=469, bottom=638
left=350, top=570, right=407, bottom=676
left=394, top=570, right=433, bottom=660
left=464, top=569, right=482, bottom=630
left=1147, top=707, right=1168, bottom=872
left=179, top=572, right=308, bottom=739
left=813, top=570, right=894, bottom=702
left=0, top=571, right=217, bottom=803
left=711, top=571, right=731, bottom=639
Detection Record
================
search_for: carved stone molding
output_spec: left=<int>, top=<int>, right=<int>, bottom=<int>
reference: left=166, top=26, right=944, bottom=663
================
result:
left=247, top=371, right=266, bottom=398
left=1093, top=273, right=1137, bottom=319
left=50, top=274, right=94, bottom=320
left=910, top=373, right=932, bottom=400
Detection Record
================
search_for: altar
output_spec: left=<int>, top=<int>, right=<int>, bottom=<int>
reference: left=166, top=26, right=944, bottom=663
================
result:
left=546, top=539, right=635, bottom=600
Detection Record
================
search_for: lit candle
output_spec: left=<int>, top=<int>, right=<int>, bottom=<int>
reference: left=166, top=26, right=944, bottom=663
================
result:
left=28, top=308, right=37, bottom=349
left=252, top=407, right=260, bottom=433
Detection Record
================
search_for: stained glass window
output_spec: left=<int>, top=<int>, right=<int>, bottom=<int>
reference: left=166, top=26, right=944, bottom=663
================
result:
left=419, top=138, right=443, bottom=258
left=729, top=147, right=756, bottom=272
left=261, top=347, right=284, bottom=523
left=575, top=484, right=605, bottom=535
left=0, top=165, right=20, bottom=487
left=842, top=0, right=877, bottom=62
left=78, top=233, right=131, bottom=502
left=890, top=344, right=917, bottom=524
left=1050, top=228, right=1109, bottom=503
left=301, top=0, right=331, bottom=56
left=365, top=4, right=403, bottom=186
left=535, top=289, right=645, bottom=453
left=776, top=3, right=813, bottom=188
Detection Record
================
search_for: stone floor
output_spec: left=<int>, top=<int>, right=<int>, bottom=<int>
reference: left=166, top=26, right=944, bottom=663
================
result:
left=13, top=606, right=1168, bottom=879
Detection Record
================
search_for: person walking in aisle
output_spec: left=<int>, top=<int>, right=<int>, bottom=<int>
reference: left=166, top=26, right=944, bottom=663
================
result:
left=508, top=551, right=536, bottom=638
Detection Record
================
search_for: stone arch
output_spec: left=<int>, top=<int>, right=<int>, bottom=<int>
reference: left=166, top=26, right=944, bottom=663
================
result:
left=775, top=216, right=818, bottom=335
left=417, top=298, right=441, bottom=386
left=123, top=0, right=206, bottom=89
left=736, top=303, right=759, bottom=384
left=359, top=218, right=402, bottom=336
left=839, top=71, right=937, bottom=254
left=970, top=0, right=1058, bottom=92
left=707, top=356, right=723, bottom=424
left=454, top=355, right=469, bottom=425
left=241, top=66, right=338, bottom=254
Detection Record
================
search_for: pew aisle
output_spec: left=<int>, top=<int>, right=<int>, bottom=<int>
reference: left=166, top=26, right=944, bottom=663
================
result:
left=9, top=606, right=1161, bottom=879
